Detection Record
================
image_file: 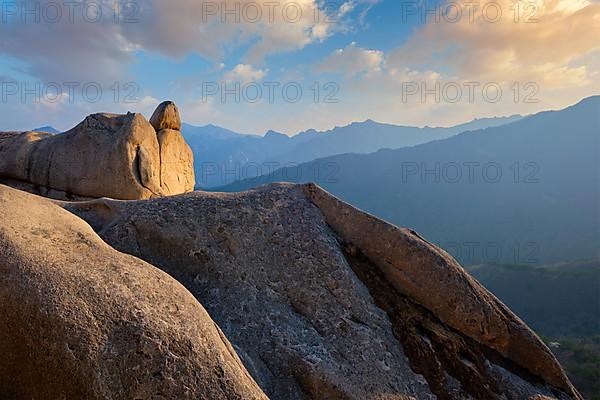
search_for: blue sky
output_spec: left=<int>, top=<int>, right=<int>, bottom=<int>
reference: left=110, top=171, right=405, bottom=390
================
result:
left=1, top=0, right=599, bottom=134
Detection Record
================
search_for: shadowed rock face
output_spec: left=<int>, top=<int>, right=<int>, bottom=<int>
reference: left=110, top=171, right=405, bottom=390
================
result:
left=0, top=103, right=194, bottom=200
left=0, top=184, right=267, bottom=400
left=301, top=184, right=577, bottom=395
left=62, top=183, right=580, bottom=400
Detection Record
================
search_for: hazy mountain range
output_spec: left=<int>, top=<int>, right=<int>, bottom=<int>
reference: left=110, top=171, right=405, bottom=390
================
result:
left=220, top=96, right=600, bottom=265
left=181, top=115, right=523, bottom=188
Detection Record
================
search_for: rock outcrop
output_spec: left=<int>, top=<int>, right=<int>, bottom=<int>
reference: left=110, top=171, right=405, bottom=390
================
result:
left=0, top=184, right=267, bottom=400
left=62, top=183, right=581, bottom=400
left=0, top=98, right=583, bottom=399
left=302, top=184, right=575, bottom=394
left=150, top=101, right=182, bottom=131
left=0, top=102, right=194, bottom=200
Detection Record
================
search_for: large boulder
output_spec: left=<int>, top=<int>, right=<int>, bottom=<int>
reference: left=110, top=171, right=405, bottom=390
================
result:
left=0, top=104, right=194, bottom=200
left=62, top=183, right=581, bottom=400
left=150, top=101, right=182, bottom=132
left=0, top=184, right=267, bottom=400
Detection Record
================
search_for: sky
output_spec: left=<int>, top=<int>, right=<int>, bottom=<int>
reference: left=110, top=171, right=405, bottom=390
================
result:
left=0, top=0, right=599, bottom=135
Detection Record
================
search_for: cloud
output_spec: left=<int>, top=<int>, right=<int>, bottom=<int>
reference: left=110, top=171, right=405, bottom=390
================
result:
left=339, top=2, right=357, bottom=16
left=136, top=95, right=161, bottom=118
left=0, top=0, right=346, bottom=83
left=0, top=7, right=133, bottom=84
left=222, top=64, right=268, bottom=83
left=387, top=0, right=600, bottom=87
left=316, top=42, right=384, bottom=77
left=298, top=0, right=600, bottom=135
left=2, top=0, right=596, bottom=135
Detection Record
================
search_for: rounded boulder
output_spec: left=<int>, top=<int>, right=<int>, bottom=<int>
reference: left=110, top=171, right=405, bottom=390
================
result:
left=150, top=101, right=182, bottom=132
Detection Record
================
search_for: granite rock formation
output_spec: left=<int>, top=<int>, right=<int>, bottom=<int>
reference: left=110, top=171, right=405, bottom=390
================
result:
left=0, top=103, right=194, bottom=200
left=0, top=101, right=581, bottom=399
left=62, top=183, right=581, bottom=400
left=0, top=184, right=267, bottom=400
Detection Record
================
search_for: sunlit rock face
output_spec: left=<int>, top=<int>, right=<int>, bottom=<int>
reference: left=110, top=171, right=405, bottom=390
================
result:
left=0, top=102, right=194, bottom=200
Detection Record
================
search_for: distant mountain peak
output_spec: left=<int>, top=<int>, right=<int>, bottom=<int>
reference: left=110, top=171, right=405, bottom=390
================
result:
left=349, top=119, right=379, bottom=127
left=32, top=126, right=60, bottom=134
left=264, top=130, right=288, bottom=139
left=298, top=128, right=319, bottom=136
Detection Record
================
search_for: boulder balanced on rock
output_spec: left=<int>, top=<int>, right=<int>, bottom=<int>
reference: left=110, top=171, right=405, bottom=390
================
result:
left=0, top=102, right=194, bottom=200
left=150, top=100, right=182, bottom=131
left=150, top=101, right=193, bottom=195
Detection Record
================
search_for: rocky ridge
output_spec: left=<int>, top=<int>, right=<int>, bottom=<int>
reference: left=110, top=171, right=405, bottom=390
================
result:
left=0, top=102, right=582, bottom=399
left=61, top=183, right=580, bottom=400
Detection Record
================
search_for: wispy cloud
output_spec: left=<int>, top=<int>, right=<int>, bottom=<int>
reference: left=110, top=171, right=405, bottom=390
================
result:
left=222, top=64, right=268, bottom=83
left=315, top=42, right=384, bottom=77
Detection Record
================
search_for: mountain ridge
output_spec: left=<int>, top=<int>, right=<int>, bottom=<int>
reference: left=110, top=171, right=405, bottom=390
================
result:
left=218, top=95, right=600, bottom=265
left=181, top=114, right=524, bottom=188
